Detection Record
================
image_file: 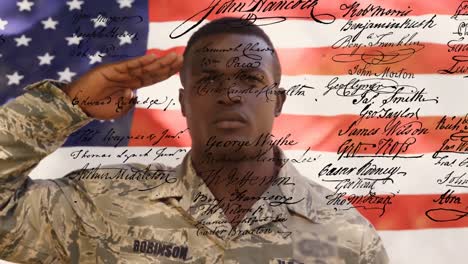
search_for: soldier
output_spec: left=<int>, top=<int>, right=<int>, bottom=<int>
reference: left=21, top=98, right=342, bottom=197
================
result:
left=0, top=17, right=389, bottom=263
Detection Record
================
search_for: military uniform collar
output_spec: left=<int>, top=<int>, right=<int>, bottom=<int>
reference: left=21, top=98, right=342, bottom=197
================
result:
left=152, top=146, right=318, bottom=224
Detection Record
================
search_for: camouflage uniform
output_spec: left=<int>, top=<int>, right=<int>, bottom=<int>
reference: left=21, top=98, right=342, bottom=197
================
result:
left=0, top=81, right=389, bottom=263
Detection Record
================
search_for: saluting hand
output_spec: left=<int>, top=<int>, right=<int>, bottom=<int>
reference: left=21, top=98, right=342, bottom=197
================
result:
left=63, top=53, right=183, bottom=120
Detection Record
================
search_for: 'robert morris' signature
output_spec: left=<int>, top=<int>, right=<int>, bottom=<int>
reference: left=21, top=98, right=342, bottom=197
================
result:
left=170, top=0, right=336, bottom=39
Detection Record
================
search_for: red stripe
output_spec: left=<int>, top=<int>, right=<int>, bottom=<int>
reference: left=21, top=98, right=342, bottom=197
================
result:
left=355, top=193, right=468, bottom=230
left=147, top=43, right=465, bottom=76
left=149, top=0, right=458, bottom=22
left=129, top=109, right=468, bottom=230
left=128, top=108, right=468, bottom=230
left=129, top=108, right=464, bottom=155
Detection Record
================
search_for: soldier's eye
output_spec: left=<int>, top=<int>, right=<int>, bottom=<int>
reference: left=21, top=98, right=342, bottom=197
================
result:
left=247, top=75, right=261, bottom=82
left=198, top=75, right=218, bottom=85
left=207, top=76, right=217, bottom=82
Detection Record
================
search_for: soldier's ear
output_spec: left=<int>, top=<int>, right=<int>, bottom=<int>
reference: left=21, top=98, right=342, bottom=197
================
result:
left=179, top=88, right=186, bottom=117
left=274, top=88, right=286, bottom=117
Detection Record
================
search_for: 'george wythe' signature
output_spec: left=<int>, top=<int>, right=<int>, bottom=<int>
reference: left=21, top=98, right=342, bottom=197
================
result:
left=170, top=0, right=336, bottom=39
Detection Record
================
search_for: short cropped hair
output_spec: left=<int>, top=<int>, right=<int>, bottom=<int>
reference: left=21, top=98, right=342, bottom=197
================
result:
left=181, top=17, right=282, bottom=85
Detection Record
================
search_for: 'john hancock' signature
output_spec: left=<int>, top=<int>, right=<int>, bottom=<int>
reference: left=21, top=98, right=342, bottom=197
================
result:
left=170, top=0, right=336, bottom=39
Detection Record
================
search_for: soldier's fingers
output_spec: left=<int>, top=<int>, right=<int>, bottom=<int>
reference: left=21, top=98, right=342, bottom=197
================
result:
left=113, top=53, right=159, bottom=73
left=150, top=55, right=183, bottom=84
left=144, top=53, right=183, bottom=76
left=123, top=53, right=180, bottom=86
left=126, top=52, right=178, bottom=76
left=97, top=54, right=155, bottom=84
left=152, top=52, right=180, bottom=67
left=131, top=53, right=175, bottom=80
left=97, top=53, right=180, bottom=86
left=123, top=53, right=183, bottom=90
left=128, top=54, right=183, bottom=89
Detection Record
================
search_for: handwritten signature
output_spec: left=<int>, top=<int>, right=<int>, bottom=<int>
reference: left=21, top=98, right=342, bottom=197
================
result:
left=451, top=1, right=468, bottom=20
left=169, top=0, right=336, bottom=39
left=332, top=47, right=422, bottom=65
left=425, top=208, right=468, bottom=222
left=324, top=77, right=438, bottom=107
left=438, top=55, right=468, bottom=75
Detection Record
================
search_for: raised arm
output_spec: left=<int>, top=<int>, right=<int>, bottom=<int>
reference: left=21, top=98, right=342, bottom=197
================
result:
left=0, top=53, right=183, bottom=262
left=0, top=80, right=92, bottom=262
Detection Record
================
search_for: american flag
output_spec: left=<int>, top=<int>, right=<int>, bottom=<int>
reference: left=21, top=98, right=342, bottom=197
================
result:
left=0, top=0, right=148, bottom=147
left=1, top=0, right=468, bottom=263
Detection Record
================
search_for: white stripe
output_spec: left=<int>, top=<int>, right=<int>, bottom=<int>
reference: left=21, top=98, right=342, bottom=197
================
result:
left=148, top=15, right=455, bottom=50
left=136, top=74, right=468, bottom=116
left=379, top=228, right=468, bottom=264
left=29, top=147, right=465, bottom=195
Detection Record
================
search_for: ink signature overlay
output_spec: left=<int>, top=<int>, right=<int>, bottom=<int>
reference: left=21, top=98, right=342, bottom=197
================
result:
left=332, top=47, right=424, bottom=65
left=170, top=0, right=336, bottom=39
left=425, top=207, right=468, bottom=222
left=451, top=1, right=468, bottom=21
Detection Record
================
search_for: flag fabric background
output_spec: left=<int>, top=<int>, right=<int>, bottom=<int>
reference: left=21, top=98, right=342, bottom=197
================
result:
left=0, top=0, right=149, bottom=147
left=1, top=0, right=467, bottom=263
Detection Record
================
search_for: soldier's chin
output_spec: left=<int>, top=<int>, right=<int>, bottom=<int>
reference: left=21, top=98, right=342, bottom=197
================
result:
left=201, top=146, right=260, bottom=164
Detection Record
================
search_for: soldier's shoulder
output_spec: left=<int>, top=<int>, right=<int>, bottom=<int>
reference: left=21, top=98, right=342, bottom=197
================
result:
left=288, top=174, right=382, bottom=259
left=291, top=173, right=375, bottom=230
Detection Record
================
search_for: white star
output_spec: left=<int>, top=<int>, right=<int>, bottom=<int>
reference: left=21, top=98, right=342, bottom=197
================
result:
left=0, top=18, right=8, bottom=31
left=17, top=0, right=34, bottom=12
left=41, top=17, right=59, bottom=30
left=57, top=67, right=76, bottom=82
left=118, top=31, right=134, bottom=46
left=37, top=52, right=55, bottom=65
left=66, top=0, right=84, bottom=11
left=65, top=34, right=83, bottom=46
left=90, top=14, right=107, bottom=28
left=117, top=0, right=134, bottom=9
left=6, top=71, right=24, bottom=86
left=14, top=34, right=32, bottom=47
left=88, top=51, right=106, bottom=65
